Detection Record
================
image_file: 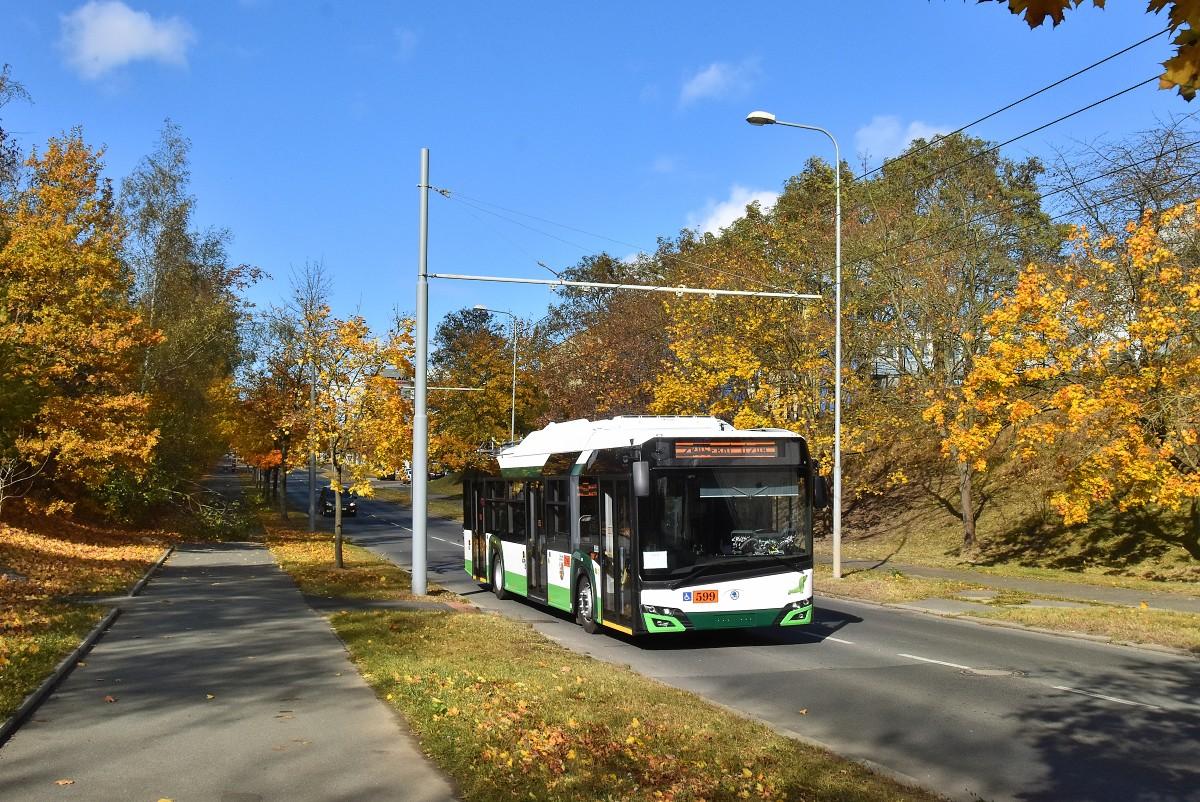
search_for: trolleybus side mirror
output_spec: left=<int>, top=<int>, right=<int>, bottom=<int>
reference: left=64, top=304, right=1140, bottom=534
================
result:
left=632, top=460, right=650, bottom=497
left=814, top=474, right=831, bottom=510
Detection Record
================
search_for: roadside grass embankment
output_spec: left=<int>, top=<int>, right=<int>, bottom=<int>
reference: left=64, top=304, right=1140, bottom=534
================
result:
left=0, top=513, right=173, bottom=720
left=813, top=565, right=1200, bottom=654
left=263, top=515, right=458, bottom=603
left=263, top=514, right=940, bottom=802
left=370, top=473, right=462, bottom=521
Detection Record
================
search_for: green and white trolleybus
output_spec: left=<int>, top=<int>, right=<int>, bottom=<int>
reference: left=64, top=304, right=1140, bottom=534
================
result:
left=462, top=416, right=825, bottom=636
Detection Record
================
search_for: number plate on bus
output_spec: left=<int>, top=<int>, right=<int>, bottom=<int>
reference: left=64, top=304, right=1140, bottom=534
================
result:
left=691, top=589, right=718, bottom=604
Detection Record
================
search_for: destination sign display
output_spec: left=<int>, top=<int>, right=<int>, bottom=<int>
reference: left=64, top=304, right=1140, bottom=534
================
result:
left=673, top=440, right=779, bottom=459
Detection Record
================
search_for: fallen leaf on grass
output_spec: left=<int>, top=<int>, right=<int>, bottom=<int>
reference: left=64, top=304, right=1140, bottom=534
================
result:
left=54, top=779, right=74, bottom=785
left=797, top=708, right=808, bottom=715
left=103, top=695, right=117, bottom=703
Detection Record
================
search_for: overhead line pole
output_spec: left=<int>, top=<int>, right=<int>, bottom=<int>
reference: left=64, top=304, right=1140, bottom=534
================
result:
left=412, top=148, right=430, bottom=597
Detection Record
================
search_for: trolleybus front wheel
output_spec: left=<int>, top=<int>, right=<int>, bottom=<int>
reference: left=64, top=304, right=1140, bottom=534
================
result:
left=576, top=575, right=598, bottom=634
left=492, top=552, right=511, bottom=600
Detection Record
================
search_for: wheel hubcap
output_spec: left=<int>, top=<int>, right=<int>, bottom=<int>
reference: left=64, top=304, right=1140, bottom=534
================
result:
left=494, top=558, right=502, bottom=589
left=578, top=582, right=592, bottom=621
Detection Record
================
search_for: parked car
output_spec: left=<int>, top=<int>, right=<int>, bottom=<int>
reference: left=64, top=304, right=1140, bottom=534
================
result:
left=319, top=486, right=357, bottom=517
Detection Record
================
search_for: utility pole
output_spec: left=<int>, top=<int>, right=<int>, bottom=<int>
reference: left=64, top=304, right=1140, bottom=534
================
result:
left=411, top=148, right=430, bottom=596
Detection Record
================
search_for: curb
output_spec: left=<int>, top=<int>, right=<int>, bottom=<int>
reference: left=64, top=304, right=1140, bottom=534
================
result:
left=130, top=545, right=173, bottom=597
left=0, top=606, right=121, bottom=748
left=0, top=545, right=173, bottom=749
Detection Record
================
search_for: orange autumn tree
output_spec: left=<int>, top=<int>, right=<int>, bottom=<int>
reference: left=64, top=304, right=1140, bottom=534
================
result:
left=305, top=312, right=411, bottom=567
left=945, top=203, right=1200, bottom=558
left=0, top=131, right=158, bottom=512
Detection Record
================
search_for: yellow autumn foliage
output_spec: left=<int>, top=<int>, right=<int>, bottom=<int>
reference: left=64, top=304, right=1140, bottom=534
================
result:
left=947, top=203, right=1200, bottom=533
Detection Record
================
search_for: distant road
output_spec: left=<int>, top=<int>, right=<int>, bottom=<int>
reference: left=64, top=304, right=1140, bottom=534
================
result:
left=286, top=482, right=1200, bottom=802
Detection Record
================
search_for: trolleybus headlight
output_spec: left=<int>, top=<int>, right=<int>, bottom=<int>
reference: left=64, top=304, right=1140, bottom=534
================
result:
left=642, top=604, right=685, bottom=618
left=785, top=599, right=812, bottom=611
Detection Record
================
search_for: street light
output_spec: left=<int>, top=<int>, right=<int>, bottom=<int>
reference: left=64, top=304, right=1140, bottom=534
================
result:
left=746, top=109, right=844, bottom=580
left=473, top=305, right=518, bottom=444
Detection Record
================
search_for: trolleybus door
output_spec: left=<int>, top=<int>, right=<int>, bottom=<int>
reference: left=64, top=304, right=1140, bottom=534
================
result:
left=470, top=481, right=487, bottom=581
left=599, top=478, right=633, bottom=628
left=526, top=481, right=546, bottom=602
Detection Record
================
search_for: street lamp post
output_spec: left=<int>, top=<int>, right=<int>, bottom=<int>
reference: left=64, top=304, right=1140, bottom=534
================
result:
left=473, top=305, right=518, bottom=444
left=745, top=109, right=844, bottom=580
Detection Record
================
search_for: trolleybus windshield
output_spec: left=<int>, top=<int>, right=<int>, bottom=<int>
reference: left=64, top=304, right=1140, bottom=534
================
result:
left=640, top=467, right=811, bottom=580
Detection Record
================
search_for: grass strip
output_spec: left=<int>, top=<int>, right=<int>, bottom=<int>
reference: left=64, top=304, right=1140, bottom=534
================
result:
left=0, top=603, right=106, bottom=720
left=262, top=516, right=458, bottom=602
left=815, top=565, right=981, bottom=603
left=266, top=527, right=939, bottom=802
left=370, top=473, right=463, bottom=521
left=816, top=566, right=1200, bottom=653
left=968, top=605, right=1200, bottom=654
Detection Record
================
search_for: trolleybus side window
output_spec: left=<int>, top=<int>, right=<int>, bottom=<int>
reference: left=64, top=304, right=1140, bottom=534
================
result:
left=545, top=479, right=570, bottom=553
left=508, top=481, right=527, bottom=541
left=579, top=478, right=599, bottom=551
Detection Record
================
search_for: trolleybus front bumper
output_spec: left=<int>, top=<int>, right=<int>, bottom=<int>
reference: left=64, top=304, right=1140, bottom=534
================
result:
left=640, top=598, right=812, bottom=632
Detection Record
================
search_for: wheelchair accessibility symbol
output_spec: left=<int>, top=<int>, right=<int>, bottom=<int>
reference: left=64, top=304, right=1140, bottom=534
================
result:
left=682, top=591, right=692, bottom=602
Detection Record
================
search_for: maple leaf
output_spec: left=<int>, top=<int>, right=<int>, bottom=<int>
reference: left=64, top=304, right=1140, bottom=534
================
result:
left=982, top=0, right=1093, bottom=28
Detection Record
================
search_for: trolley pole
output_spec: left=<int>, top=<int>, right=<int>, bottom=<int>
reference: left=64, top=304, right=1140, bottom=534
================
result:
left=412, top=148, right=430, bottom=596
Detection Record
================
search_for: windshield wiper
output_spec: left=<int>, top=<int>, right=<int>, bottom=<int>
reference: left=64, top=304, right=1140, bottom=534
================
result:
left=667, top=563, right=723, bottom=590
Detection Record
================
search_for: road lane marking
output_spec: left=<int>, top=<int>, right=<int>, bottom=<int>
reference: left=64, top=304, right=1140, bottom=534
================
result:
left=432, top=536, right=460, bottom=547
left=1052, top=685, right=1162, bottom=710
left=897, top=653, right=974, bottom=671
left=791, top=632, right=855, bottom=645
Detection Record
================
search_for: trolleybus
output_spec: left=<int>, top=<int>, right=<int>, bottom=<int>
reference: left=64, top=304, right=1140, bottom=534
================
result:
left=462, top=416, right=826, bottom=636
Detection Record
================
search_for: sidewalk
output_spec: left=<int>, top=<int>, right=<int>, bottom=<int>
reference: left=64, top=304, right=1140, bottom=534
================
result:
left=0, top=512, right=458, bottom=800
left=821, top=557, right=1200, bottom=614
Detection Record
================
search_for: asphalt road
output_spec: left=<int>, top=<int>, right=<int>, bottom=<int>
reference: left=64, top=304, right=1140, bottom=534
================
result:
left=289, top=482, right=1200, bottom=802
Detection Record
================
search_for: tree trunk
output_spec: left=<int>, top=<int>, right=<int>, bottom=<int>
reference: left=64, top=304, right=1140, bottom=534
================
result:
left=957, top=459, right=977, bottom=555
left=333, top=465, right=344, bottom=569
left=271, top=467, right=279, bottom=499
left=1183, top=499, right=1200, bottom=561
left=279, top=446, right=289, bottom=521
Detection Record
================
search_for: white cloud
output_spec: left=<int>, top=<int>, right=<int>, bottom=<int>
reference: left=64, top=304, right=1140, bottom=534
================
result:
left=854, top=115, right=948, bottom=160
left=60, top=1, right=194, bottom=80
left=679, top=58, right=759, bottom=105
left=687, top=185, right=778, bottom=236
left=394, top=26, right=418, bottom=60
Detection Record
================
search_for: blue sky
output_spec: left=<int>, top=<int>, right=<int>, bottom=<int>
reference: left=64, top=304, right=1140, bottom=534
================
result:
left=0, top=1, right=1187, bottom=334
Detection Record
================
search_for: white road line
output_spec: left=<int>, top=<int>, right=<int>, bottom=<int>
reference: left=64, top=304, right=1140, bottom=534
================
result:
left=897, top=653, right=974, bottom=671
left=792, top=632, right=855, bottom=645
left=432, top=536, right=460, bottom=547
left=1052, top=685, right=1162, bottom=710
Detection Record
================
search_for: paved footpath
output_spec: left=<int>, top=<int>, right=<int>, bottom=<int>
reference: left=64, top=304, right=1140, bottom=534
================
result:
left=0, top=541, right=459, bottom=802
